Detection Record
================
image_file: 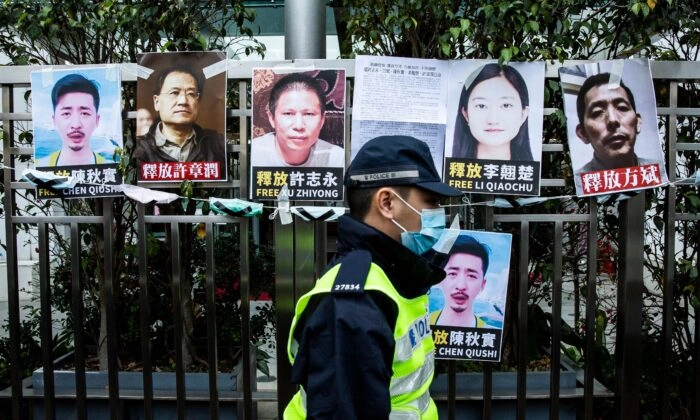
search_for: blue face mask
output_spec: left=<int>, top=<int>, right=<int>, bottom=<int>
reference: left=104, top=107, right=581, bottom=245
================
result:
left=391, top=192, right=446, bottom=256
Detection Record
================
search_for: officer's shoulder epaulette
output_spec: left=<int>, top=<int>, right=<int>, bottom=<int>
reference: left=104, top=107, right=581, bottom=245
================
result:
left=331, top=249, right=372, bottom=295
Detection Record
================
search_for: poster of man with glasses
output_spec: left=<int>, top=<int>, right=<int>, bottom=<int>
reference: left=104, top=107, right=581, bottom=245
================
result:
left=133, top=51, right=228, bottom=182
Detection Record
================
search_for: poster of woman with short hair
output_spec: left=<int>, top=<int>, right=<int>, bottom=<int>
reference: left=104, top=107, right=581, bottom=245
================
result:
left=250, top=68, right=346, bottom=201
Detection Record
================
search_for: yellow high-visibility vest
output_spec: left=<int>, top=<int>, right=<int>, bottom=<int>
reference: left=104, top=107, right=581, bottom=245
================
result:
left=285, top=250, right=438, bottom=420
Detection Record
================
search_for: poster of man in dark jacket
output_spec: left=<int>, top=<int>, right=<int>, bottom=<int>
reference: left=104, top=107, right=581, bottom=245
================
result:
left=134, top=51, right=227, bottom=182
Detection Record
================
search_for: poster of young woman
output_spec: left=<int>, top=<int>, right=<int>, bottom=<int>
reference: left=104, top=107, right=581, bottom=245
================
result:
left=560, top=59, right=668, bottom=196
left=250, top=68, right=346, bottom=201
left=429, top=230, right=512, bottom=362
left=32, top=65, right=123, bottom=199
left=444, top=61, right=545, bottom=196
left=134, top=51, right=228, bottom=183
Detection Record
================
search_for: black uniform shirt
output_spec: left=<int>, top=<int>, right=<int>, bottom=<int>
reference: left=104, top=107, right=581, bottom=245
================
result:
left=290, top=215, right=445, bottom=419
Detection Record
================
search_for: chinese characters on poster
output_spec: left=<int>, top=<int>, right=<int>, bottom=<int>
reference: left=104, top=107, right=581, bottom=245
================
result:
left=30, top=56, right=669, bottom=204
left=250, top=68, right=346, bottom=201
left=444, top=61, right=545, bottom=196
left=560, top=59, right=668, bottom=197
left=32, top=65, right=123, bottom=199
left=351, top=55, right=447, bottom=177
left=430, top=230, right=512, bottom=362
left=134, top=51, right=228, bottom=183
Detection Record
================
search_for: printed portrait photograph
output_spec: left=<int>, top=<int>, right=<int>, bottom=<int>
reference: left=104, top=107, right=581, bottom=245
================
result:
left=134, top=51, right=228, bottom=182
left=445, top=60, right=545, bottom=164
left=429, top=230, right=512, bottom=330
left=32, top=66, right=123, bottom=168
left=560, top=58, right=669, bottom=196
left=251, top=68, right=346, bottom=169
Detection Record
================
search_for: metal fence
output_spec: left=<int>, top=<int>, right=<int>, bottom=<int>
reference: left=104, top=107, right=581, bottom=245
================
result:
left=1, top=60, right=698, bottom=419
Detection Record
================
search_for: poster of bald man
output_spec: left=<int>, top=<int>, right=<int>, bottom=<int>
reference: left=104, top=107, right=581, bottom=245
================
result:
left=133, top=51, right=228, bottom=183
left=32, top=65, right=123, bottom=199
left=560, top=59, right=668, bottom=197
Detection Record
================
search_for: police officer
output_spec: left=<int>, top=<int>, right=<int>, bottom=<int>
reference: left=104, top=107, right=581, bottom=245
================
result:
left=285, top=135, right=463, bottom=419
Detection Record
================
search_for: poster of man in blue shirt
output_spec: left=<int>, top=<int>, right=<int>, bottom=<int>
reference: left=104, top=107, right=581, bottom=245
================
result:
left=32, top=66, right=123, bottom=199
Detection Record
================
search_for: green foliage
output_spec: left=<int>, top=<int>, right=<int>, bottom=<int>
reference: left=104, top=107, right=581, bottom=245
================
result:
left=0, top=0, right=269, bottom=376
left=587, top=70, right=700, bottom=418
left=0, top=0, right=264, bottom=65
left=190, top=230, right=276, bottom=347
left=631, top=0, right=700, bottom=60
left=0, top=307, right=73, bottom=390
left=339, top=0, right=688, bottom=61
left=48, top=226, right=277, bottom=373
left=347, top=2, right=696, bottom=415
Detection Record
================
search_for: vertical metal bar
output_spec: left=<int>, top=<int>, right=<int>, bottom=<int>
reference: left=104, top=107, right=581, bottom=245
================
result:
left=102, top=198, right=120, bottom=419
left=614, top=192, right=645, bottom=419
left=285, top=0, right=326, bottom=60
left=71, top=223, right=87, bottom=420
left=447, top=360, right=455, bottom=420
left=137, top=204, right=153, bottom=420
left=287, top=215, right=316, bottom=407
left=284, top=12, right=325, bottom=363
left=549, top=221, right=563, bottom=420
left=482, top=204, right=494, bottom=420
left=344, top=78, right=352, bottom=168
left=275, top=217, right=296, bottom=416
left=482, top=363, right=492, bottom=420
left=517, top=221, right=529, bottom=419
left=237, top=76, right=254, bottom=419
left=239, top=217, right=254, bottom=419
left=614, top=216, right=628, bottom=417
left=295, top=219, right=317, bottom=296
left=170, top=222, right=186, bottom=419
left=696, top=253, right=700, bottom=420
left=238, top=80, right=248, bottom=200
left=661, top=81, right=678, bottom=420
left=444, top=202, right=462, bottom=420
left=237, top=74, right=255, bottom=419
left=661, top=186, right=676, bottom=420
left=584, top=199, right=598, bottom=420
left=206, top=222, right=220, bottom=420
left=315, top=221, right=328, bottom=273
left=2, top=83, right=23, bottom=420
left=38, top=223, right=55, bottom=420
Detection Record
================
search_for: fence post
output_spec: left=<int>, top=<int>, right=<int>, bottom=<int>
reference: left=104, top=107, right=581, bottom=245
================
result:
left=275, top=219, right=296, bottom=414
left=614, top=191, right=645, bottom=418
left=276, top=0, right=328, bottom=416
left=285, top=0, right=326, bottom=60
left=2, top=82, right=24, bottom=420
